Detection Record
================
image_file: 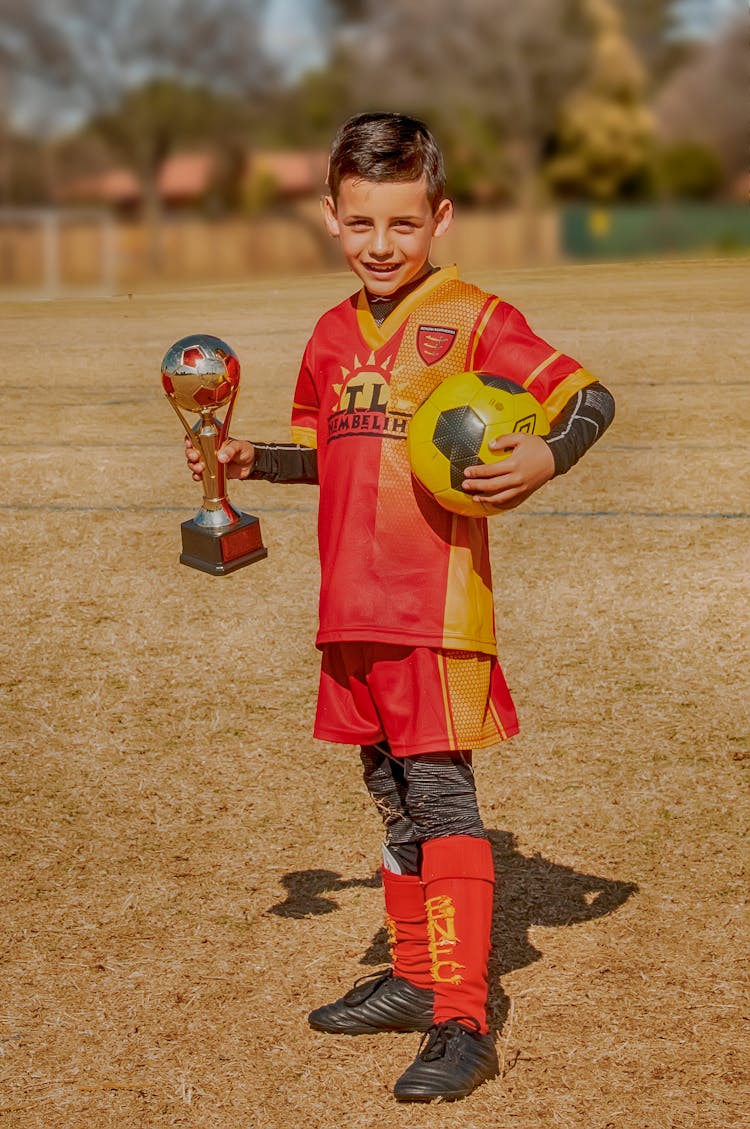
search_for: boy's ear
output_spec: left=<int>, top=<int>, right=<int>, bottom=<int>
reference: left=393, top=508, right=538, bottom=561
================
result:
left=432, top=198, right=454, bottom=238
left=322, top=195, right=340, bottom=238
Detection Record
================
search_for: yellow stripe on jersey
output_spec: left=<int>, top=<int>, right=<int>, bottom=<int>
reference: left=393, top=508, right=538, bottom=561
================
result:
left=523, top=349, right=561, bottom=389
left=541, top=367, right=598, bottom=422
left=468, top=297, right=501, bottom=370
left=290, top=425, right=317, bottom=448
left=442, top=520, right=497, bottom=655
left=486, top=696, right=508, bottom=743
left=436, top=653, right=459, bottom=752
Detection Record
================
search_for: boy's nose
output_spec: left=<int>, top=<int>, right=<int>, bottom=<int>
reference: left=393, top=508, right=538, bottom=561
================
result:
left=369, top=228, right=393, bottom=257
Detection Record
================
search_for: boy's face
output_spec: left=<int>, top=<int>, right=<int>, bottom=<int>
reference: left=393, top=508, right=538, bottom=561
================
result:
left=323, top=176, right=453, bottom=297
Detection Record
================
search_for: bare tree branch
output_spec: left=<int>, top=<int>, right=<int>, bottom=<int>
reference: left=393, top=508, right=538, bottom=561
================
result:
left=1, top=0, right=275, bottom=132
left=653, top=17, right=746, bottom=177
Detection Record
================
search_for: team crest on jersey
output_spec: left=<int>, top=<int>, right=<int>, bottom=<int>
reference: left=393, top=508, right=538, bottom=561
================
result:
left=417, top=325, right=457, bottom=366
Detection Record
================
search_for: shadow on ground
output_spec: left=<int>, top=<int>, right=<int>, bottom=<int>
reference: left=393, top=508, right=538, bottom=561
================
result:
left=268, top=829, right=638, bottom=1032
left=268, top=868, right=382, bottom=918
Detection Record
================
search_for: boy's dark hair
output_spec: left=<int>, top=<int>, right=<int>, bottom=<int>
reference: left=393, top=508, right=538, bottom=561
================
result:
left=327, top=112, right=446, bottom=210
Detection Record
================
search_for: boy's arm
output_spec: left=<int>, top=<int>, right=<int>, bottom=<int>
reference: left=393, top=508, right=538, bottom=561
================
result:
left=462, top=380, right=615, bottom=510
left=216, top=376, right=613, bottom=489
left=185, top=336, right=321, bottom=485
left=541, top=380, right=615, bottom=477
left=246, top=442, right=319, bottom=483
left=185, top=437, right=318, bottom=484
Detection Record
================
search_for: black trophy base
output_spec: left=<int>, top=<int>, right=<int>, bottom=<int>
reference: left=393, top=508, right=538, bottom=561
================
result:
left=180, top=512, right=268, bottom=575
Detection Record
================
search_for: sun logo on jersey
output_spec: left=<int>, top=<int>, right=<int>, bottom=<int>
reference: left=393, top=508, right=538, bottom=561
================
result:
left=328, top=351, right=407, bottom=442
left=332, top=366, right=390, bottom=415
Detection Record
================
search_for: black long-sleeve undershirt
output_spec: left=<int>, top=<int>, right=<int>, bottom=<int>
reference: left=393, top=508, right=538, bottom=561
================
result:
left=246, top=380, right=614, bottom=485
left=544, top=381, right=615, bottom=476
left=247, top=442, right=319, bottom=483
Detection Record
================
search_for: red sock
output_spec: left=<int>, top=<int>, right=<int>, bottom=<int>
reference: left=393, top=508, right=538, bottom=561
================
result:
left=381, top=866, right=433, bottom=991
left=421, top=835, right=495, bottom=1033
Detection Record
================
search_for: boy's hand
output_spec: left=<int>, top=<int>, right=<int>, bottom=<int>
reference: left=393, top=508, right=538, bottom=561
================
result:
left=462, top=433, right=555, bottom=511
left=184, top=436, right=256, bottom=481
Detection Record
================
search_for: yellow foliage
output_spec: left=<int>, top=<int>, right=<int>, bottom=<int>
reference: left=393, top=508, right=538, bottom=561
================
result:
left=547, top=0, right=654, bottom=199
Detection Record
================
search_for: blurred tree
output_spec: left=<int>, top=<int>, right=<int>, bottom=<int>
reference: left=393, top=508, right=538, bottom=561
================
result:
left=259, top=62, right=357, bottom=148
left=545, top=0, right=654, bottom=200
left=300, top=0, right=595, bottom=250
left=0, top=0, right=274, bottom=128
left=650, top=140, right=724, bottom=200
left=613, top=0, right=697, bottom=84
left=0, top=0, right=275, bottom=263
left=308, top=0, right=372, bottom=25
left=0, top=130, right=51, bottom=205
left=652, top=16, right=746, bottom=185
left=87, top=81, right=251, bottom=214
left=438, top=110, right=515, bottom=206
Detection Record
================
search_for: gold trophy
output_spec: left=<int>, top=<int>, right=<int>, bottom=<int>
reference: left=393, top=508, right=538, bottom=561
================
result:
left=161, top=333, right=267, bottom=575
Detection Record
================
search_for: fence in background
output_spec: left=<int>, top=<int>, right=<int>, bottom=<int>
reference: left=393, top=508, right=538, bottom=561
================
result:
left=0, top=206, right=561, bottom=295
left=0, top=208, right=118, bottom=295
left=562, top=204, right=750, bottom=260
left=1, top=204, right=747, bottom=296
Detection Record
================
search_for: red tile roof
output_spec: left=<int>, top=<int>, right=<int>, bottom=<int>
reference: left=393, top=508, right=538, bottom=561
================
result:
left=158, top=152, right=217, bottom=200
left=57, top=149, right=328, bottom=207
left=58, top=167, right=142, bottom=204
left=248, top=150, right=328, bottom=196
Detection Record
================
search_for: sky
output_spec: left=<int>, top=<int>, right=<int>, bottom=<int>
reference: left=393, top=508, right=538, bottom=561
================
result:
left=670, top=0, right=744, bottom=39
left=260, top=0, right=326, bottom=77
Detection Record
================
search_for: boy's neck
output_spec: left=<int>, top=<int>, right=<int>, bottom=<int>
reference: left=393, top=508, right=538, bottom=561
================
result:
left=366, top=263, right=439, bottom=325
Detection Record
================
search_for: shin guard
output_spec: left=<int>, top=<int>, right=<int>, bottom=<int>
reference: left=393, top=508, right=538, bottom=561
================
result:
left=421, top=835, right=495, bottom=1033
left=381, top=866, right=433, bottom=991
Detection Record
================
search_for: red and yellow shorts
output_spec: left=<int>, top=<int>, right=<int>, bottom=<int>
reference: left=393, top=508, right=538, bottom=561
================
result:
left=314, top=642, right=519, bottom=756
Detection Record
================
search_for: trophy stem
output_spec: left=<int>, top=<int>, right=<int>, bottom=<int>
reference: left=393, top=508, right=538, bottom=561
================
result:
left=191, top=411, right=225, bottom=507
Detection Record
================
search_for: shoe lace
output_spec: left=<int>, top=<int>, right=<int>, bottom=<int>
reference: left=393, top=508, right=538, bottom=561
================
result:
left=341, top=967, right=393, bottom=1006
left=419, top=1017, right=481, bottom=1061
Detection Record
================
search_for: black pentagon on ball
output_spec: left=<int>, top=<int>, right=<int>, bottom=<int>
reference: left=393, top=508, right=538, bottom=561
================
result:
left=475, top=372, right=525, bottom=396
left=433, top=406, right=486, bottom=490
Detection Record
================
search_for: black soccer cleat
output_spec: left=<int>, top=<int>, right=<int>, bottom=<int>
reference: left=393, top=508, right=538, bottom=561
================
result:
left=393, top=1018, right=499, bottom=1102
left=307, top=968, right=434, bottom=1035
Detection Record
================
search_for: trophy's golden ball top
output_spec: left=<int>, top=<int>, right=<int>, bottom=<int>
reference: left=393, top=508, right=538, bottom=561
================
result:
left=161, top=333, right=240, bottom=413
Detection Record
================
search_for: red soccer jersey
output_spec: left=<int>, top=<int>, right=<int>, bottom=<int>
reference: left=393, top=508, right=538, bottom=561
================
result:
left=291, top=267, right=596, bottom=654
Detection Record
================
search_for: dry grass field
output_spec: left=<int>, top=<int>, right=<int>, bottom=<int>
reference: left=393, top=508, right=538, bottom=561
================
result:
left=1, top=257, right=748, bottom=1128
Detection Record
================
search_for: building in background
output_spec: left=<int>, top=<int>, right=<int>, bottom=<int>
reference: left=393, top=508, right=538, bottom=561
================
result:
left=55, top=150, right=328, bottom=218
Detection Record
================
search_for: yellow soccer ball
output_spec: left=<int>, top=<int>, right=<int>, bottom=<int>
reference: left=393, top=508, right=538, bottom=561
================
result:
left=407, top=371, right=550, bottom=516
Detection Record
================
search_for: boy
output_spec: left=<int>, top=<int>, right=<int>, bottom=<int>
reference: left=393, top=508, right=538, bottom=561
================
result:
left=185, top=112, right=614, bottom=1102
